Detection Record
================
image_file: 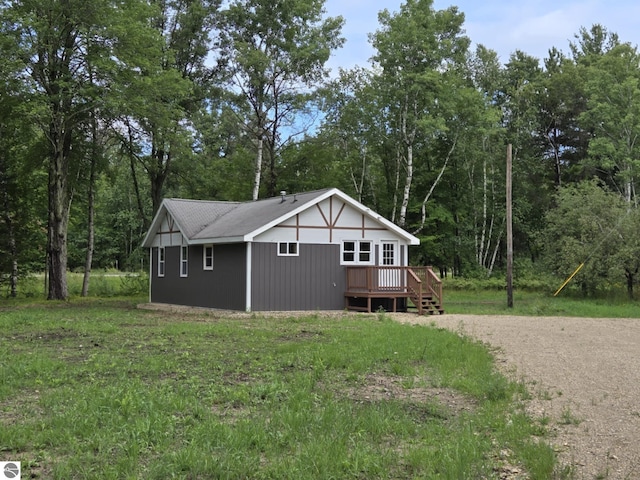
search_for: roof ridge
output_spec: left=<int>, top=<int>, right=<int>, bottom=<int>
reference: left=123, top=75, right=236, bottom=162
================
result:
left=165, top=197, right=242, bottom=205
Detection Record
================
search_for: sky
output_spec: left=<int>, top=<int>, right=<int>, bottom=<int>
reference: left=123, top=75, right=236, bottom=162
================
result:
left=323, top=0, right=640, bottom=73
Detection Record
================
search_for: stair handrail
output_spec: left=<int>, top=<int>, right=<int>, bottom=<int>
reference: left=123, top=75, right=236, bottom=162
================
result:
left=407, top=268, right=423, bottom=315
left=425, top=266, right=443, bottom=312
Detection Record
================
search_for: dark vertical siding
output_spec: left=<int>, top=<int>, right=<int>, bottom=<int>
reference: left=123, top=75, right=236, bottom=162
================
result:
left=251, top=243, right=345, bottom=311
left=150, top=244, right=246, bottom=310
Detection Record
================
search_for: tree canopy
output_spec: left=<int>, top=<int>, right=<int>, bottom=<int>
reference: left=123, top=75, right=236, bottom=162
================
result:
left=2, top=0, right=640, bottom=298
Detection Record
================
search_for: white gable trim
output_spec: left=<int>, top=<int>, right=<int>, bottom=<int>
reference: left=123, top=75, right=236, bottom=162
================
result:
left=244, top=188, right=337, bottom=241
left=245, top=188, right=419, bottom=245
left=142, top=201, right=190, bottom=248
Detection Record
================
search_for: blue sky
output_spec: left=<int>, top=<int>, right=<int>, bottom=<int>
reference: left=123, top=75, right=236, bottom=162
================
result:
left=323, top=0, right=640, bottom=72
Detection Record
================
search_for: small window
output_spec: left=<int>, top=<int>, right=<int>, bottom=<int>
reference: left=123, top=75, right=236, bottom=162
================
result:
left=342, top=240, right=373, bottom=265
left=180, top=245, right=188, bottom=277
left=278, top=242, right=299, bottom=256
left=203, top=245, right=214, bottom=270
left=158, top=247, right=165, bottom=277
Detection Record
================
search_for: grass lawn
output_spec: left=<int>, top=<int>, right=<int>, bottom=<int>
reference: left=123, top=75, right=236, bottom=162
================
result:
left=444, top=286, right=640, bottom=318
left=0, top=298, right=559, bottom=479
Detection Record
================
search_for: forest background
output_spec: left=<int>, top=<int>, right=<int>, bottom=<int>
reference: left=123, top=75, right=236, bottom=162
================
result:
left=2, top=0, right=640, bottom=300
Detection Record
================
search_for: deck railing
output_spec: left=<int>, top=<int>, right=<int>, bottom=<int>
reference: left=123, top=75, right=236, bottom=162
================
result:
left=345, top=266, right=443, bottom=314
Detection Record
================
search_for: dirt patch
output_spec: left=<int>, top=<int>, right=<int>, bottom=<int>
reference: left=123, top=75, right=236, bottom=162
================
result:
left=392, top=313, right=640, bottom=480
left=343, top=373, right=477, bottom=418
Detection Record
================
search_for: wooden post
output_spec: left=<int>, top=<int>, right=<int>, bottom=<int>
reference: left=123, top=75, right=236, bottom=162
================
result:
left=506, top=144, right=513, bottom=308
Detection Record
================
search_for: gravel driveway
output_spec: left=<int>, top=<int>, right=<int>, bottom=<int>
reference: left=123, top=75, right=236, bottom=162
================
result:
left=392, top=314, right=640, bottom=479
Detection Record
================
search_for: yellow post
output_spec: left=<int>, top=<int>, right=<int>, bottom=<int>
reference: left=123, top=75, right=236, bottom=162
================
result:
left=553, top=262, right=585, bottom=297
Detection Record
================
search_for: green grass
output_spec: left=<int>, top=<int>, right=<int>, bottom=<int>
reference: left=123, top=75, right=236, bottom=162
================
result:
left=444, top=285, right=640, bottom=318
left=1, top=272, right=148, bottom=300
left=0, top=300, right=561, bottom=479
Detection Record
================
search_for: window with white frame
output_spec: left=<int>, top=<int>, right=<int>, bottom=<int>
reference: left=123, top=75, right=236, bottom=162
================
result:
left=203, top=245, right=214, bottom=270
left=277, top=242, right=298, bottom=256
left=382, top=242, right=395, bottom=265
left=341, top=240, right=373, bottom=264
left=158, top=247, right=165, bottom=277
left=180, top=245, right=188, bottom=277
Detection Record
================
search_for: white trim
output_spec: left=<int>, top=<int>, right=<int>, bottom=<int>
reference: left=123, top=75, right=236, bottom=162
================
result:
left=340, top=239, right=374, bottom=265
left=148, top=249, right=152, bottom=302
left=189, top=236, right=245, bottom=245
left=203, top=244, right=214, bottom=270
left=244, top=188, right=420, bottom=245
left=180, top=245, right=188, bottom=277
left=158, top=246, right=165, bottom=277
left=380, top=240, right=399, bottom=266
left=245, top=242, right=252, bottom=312
left=277, top=242, right=299, bottom=256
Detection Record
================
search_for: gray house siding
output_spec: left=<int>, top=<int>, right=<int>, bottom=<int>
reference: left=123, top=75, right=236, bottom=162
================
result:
left=251, top=242, right=345, bottom=311
left=151, top=244, right=246, bottom=310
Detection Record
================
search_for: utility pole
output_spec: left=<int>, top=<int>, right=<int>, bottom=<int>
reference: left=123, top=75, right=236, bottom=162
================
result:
left=506, top=144, right=513, bottom=308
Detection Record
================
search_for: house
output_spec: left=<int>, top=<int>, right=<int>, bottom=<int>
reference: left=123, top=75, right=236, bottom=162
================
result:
left=141, top=188, right=444, bottom=313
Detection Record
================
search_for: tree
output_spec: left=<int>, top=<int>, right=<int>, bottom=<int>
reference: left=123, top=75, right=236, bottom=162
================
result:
left=315, top=67, right=386, bottom=204
left=456, top=45, right=505, bottom=276
left=219, top=0, right=344, bottom=200
left=115, top=0, right=221, bottom=219
left=369, top=0, right=469, bottom=227
left=540, top=180, right=636, bottom=295
left=0, top=33, right=45, bottom=296
left=2, top=0, right=117, bottom=299
left=579, top=42, right=640, bottom=205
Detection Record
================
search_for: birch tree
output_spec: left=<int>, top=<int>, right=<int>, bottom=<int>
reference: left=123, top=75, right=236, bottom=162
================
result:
left=370, top=0, right=468, bottom=227
left=219, top=0, right=343, bottom=200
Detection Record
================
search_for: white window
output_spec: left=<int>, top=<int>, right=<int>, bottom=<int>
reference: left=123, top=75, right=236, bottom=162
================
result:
left=180, top=245, right=188, bottom=277
left=341, top=240, right=373, bottom=264
left=203, top=245, right=214, bottom=270
left=382, top=242, right=395, bottom=265
left=158, top=247, right=165, bottom=277
left=278, top=242, right=298, bottom=256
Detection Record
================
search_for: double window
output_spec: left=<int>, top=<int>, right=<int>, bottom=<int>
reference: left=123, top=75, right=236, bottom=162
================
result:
left=341, top=240, right=373, bottom=264
left=278, top=242, right=299, bottom=256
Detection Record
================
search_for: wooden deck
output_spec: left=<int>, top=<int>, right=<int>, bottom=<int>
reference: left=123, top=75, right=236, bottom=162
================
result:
left=345, top=266, right=444, bottom=315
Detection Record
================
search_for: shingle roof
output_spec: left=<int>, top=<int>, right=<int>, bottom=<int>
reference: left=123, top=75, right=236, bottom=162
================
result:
left=143, top=188, right=336, bottom=246
left=192, top=189, right=332, bottom=240
left=142, top=187, right=419, bottom=247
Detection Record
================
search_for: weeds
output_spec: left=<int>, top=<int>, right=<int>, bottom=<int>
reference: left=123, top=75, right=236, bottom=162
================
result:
left=560, top=406, right=583, bottom=426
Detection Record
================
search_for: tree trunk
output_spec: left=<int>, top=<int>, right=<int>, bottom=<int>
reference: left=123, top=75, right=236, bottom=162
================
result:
left=398, top=97, right=414, bottom=228
left=150, top=146, right=170, bottom=217
left=626, top=268, right=636, bottom=299
left=253, top=135, right=264, bottom=201
left=82, top=112, right=98, bottom=296
left=413, top=136, right=457, bottom=235
left=47, top=146, right=70, bottom=300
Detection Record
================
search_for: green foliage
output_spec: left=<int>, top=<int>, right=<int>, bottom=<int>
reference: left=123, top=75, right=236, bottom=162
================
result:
left=219, top=0, right=344, bottom=199
left=4, top=0, right=640, bottom=299
left=0, top=301, right=558, bottom=478
left=539, top=180, right=640, bottom=296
